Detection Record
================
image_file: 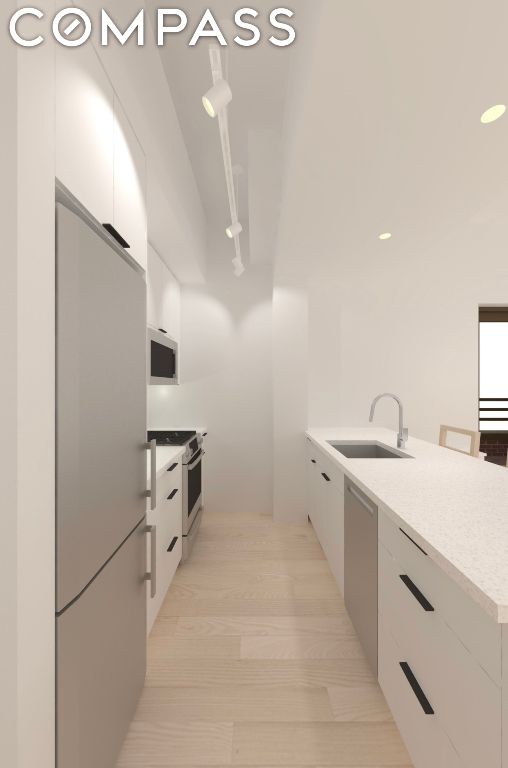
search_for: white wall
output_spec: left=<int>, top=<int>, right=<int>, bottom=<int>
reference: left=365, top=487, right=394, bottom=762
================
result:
left=308, top=199, right=508, bottom=443
left=147, top=245, right=181, bottom=342
left=272, top=282, right=309, bottom=524
left=0, top=14, right=56, bottom=767
left=17, top=37, right=56, bottom=768
left=0, top=26, right=18, bottom=768
left=149, top=266, right=274, bottom=517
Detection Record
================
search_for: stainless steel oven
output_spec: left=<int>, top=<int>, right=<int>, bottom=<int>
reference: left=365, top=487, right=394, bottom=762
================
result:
left=146, top=430, right=204, bottom=560
left=183, top=446, right=203, bottom=532
left=182, top=438, right=204, bottom=560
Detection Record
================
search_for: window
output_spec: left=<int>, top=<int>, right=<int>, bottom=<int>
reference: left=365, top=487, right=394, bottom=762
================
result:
left=479, top=307, right=508, bottom=431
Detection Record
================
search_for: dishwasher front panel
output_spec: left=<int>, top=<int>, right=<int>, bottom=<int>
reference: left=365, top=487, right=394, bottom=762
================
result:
left=344, top=481, right=378, bottom=676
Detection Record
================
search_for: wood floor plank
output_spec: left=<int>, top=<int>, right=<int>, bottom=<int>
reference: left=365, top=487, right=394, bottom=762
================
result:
left=240, top=635, right=365, bottom=660
left=133, top=686, right=333, bottom=722
left=148, top=637, right=241, bottom=660
left=327, top=685, right=394, bottom=722
left=197, top=525, right=318, bottom=543
left=167, top=579, right=295, bottom=601
left=189, top=541, right=325, bottom=561
left=168, top=615, right=356, bottom=639
left=232, top=722, right=411, bottom=766
left=160, top=598, right=346, bottom=617
left=170, top=571, right=341, bottom=600
left=174, top=559, right=332, bottom=578
left=117, top=721, right=233, bottom=766
left=148, top=617, right=178, bottom=639
left=146, top=658, right=374, bottom=688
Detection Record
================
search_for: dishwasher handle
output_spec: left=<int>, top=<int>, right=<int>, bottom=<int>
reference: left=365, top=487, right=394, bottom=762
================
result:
left=346, top=484, right=376, bottom=516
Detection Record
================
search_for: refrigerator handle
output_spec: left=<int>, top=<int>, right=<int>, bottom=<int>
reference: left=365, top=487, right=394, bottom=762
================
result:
left=145, top=525, right=157, bottom=599
left=145, top=439, right=157, bottom=511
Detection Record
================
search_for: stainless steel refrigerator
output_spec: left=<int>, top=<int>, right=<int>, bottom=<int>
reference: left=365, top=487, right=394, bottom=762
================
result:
left=56, top=190, right=147, bottom=768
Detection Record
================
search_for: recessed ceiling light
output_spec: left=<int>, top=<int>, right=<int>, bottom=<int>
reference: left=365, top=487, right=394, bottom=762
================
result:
left=378, top=232, right=392, bottom=241
left=480, top=104, right=506, bottom=124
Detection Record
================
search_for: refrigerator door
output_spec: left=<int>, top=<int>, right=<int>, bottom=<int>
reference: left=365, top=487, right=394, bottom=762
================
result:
left=56, top=202, right=147, bottom=612
left=57, top=519, right=147, bottom=768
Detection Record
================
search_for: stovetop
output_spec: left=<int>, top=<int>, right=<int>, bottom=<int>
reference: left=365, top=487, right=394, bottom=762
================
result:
left=147, top=430, right=197, bottom=447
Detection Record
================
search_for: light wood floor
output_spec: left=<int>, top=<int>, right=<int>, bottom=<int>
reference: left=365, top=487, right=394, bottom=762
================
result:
left=117, top=511, right=412, bottom=767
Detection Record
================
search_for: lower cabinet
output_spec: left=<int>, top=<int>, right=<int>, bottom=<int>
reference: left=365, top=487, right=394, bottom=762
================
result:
left=305, top=437, right=506, bottom=768
left=379, top=614, right=461, bottom=768
left=306, top=440, right=344, bottom=594
left=379, top=511, right=502, bottom=768
left=147, top=461, right=183, bottom=634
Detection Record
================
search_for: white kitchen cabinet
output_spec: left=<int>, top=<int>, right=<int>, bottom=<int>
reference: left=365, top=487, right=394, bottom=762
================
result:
left=113, top=98, right=147, bottom=272
left=56, top=46, right=147, bottom=272
left=379, top=510, right=502, bottom=768
left=306, top=441, right=344, bottom=594
left=147, top=245, right=181, bottom=341
left=147, top=459, right=182, bottom=634
left=56, top=44, right=115, bottom=225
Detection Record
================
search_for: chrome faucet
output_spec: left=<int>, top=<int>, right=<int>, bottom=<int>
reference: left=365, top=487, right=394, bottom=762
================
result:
left=369, top=393, right=408, bottom=449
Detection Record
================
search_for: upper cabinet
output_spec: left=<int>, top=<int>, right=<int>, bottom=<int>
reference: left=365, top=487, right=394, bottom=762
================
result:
left=56, top=45, right=147, bottom=272
left=113, top=99, right=147, bottom=272
left=147, top=246, right=181, bottom=342
left=56, top=44, right=115, bottom=225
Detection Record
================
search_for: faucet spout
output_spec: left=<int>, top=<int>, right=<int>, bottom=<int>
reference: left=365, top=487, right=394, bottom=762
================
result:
left=369, top=393, right=408, bottom=449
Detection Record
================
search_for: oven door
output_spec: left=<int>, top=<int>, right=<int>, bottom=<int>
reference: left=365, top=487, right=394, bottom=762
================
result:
left=183, top=450, right=203, bottom=535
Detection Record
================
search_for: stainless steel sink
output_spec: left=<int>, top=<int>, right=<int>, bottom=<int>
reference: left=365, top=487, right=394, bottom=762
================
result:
left=328, top=441, right=413, bottom=459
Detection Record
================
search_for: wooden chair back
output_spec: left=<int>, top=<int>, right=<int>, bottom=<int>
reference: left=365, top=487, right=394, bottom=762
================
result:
left=439, top=425, right=481, bottom=458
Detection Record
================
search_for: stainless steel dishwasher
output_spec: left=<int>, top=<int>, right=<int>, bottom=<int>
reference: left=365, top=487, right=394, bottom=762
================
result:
left=344, top=480, right=378, bottom=676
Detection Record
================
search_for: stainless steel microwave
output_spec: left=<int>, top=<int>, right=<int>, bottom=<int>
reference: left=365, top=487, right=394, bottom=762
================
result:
left=148, top=328, right=179, bottom=385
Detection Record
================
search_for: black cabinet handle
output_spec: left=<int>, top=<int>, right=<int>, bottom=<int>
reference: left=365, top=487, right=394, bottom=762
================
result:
left=399, top=575, right=434, bottom=612
left=399, top=527, right=428, bottom=556
left=167, top=489, right=179, bottom=500
left=167, top=536, right=179, bottom=553
left=158, top=328, right=167, bottom=334
left=321, top=473, right=331, bottom=482
left=202, top=432, right=208, bottom=437
left=102, top=223, right=130, bottom=249
left=167, top=463, right=178, bottom=472
left=311, top=459, right=317, bottom=464
left=399, top=662, right=434, bottom=715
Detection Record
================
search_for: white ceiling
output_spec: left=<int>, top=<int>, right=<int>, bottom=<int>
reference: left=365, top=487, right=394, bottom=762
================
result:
left=151, top=0, right=305, bottom=277
left=153, top=1, right=508, bottom=283
left=276, top=0, right=508, bottom=281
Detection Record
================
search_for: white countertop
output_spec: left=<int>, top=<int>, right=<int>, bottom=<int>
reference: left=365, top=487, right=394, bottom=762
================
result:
left=147, top=445, right=185, bottom=482
left=306, top=427, right=508, bottom=623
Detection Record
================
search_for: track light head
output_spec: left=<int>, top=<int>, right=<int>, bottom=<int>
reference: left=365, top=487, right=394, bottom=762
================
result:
left=202, top=78, right=232, bottom=118
left=226, top=221, right=243, bottom=239
left=232, top=257, right=245, bottom=278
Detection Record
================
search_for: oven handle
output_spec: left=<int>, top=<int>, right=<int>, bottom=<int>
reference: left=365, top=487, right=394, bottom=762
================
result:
left=187, top=451, right=204, bottom=471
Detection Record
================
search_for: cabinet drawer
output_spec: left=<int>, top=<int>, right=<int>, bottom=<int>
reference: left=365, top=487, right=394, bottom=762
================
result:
left=379, top=510, right=501, bottom=684
left=306, top=445, right=344, bottom=594
left=379, top=542, right=501, bottom=768
left=147, top=499, right=182, bottom=634
left=307, top=440, right=344, bottom=488
left=155, top=462, right=182, bottom=508
left=379, top=614, right=453, bottom=768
